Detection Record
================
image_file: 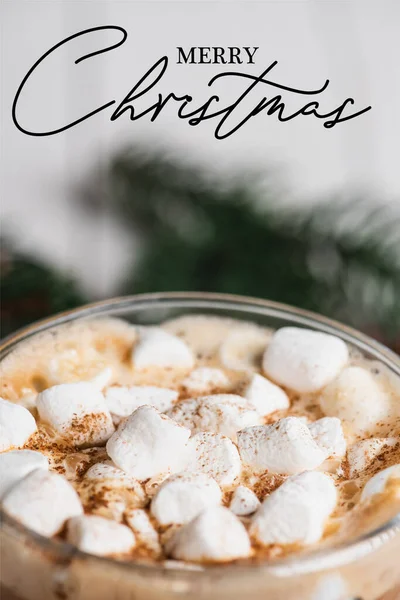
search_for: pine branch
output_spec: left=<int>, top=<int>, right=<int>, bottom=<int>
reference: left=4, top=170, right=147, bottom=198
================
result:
left=1, top=241, right=85, bottom=337
left=109, top=149, right=400, bottom=347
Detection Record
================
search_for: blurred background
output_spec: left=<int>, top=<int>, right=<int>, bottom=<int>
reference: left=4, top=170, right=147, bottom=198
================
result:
left=1, top=1, right=399, bottom=350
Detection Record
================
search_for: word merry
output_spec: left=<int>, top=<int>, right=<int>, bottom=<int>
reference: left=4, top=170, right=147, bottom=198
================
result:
left=176, top=46, right=258, bottom=64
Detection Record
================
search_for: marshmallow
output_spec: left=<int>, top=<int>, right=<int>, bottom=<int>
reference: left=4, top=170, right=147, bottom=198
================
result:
left=106, top=405, right=191, bottom=480
left=79, top=484, right=144, bottom=521
left=167, top=395, right=261, bottom=441
left=0, top=398, right=37, bottom=451
left=220, top=325, right=270, bottom=372
left=360, top=464, right=400, bottom=503
left=229, top=486, right=260, bottom=516
left=308, top=417, right=346, bottom=458
left=262, top=327, right=349, bottom=393
left=181, top=368, right=230, bottom=395
left=84, top=462, right=147, bottom=504
left=237, top=417, right=328, bottom=475
left=151, top=472, right=222, bottom=525
left=105, top=385, right=178, bottom=419
left=185, top=432, right=241, bottom=486
left=167, top=506, right=252, bottom=562
left=250, top=471, right=337, bottom=545
left=125, top=508, right=161, bottom=555
left=132, top=328, right=194, bottom=370
left=243, top=374, right=290, bottom=416
left=85, top=461, right=129, bottom=481
left=80, top=461, right=147, bottom=520
left=2, top=469, right=83, bottom=536
left=319, top=367, right=392, bottom=435
left=67, top=514, right=136, bottom=556
left=85, top=461, right=133, bottom=483
left=347, top=438, right=398, bottom=478
left=0, top=450, right=49, bottom=500
left=36, top=382, right=114, bottom=447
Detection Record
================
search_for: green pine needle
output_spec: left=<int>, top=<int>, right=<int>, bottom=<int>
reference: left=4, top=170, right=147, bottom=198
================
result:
left=109, top=149, right=400, bottom=346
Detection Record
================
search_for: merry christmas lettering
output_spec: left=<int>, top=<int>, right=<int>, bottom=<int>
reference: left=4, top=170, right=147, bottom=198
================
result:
left=12, top=26, right=372, bottom=140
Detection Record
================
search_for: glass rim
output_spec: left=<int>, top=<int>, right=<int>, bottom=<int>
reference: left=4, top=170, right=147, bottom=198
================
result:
left=1, top=291, right=399, bottom=579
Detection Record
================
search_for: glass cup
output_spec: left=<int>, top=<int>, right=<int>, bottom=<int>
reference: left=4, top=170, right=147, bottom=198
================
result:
left=1, top=292, right=399, bottom=600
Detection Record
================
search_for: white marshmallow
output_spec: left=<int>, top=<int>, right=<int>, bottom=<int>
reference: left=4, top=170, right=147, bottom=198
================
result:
left=360, top=464, right=400, bottom=503
left=181, top=368, right=230, bottom=395
left=67, top=514, right=135, bottom=556
left=151, top=472, right=222, bottom=525
left=105, top=385, right=178, bottom=419
left=132, top=328, right=194, bottom=370
left=308, top=417, right=346, bottom=458
left=167, top=506, right=252, bottom=562
left=262, top=327, right=349, bottom=393
left=229, top=486, right=260, bottom=516
left=85, top=461, right=128, bottom=481
left=80, top=465, right=146, bottom=520
left=85, top=461, right=132, bottom=483
left=220, top=325, right=270, bottom=372
left=250, top=471, right=337, bottom=545
left=84, top=462, right=147, bottom=504
left=237, top=417, right=327, bottom=475
left=319, top=366, right=392, bottom=435
left=0, top=450, right=49, bottom=500
left=2, top=469, right=83, bottom=536
left=106, top=405, right=191, bottom=480
left=185, top=432, right=241, bottom=486
left=36, top=382, right=114, bottom=447
left=0, top=398, right=37, bottom=451
left=243, top=374, right=290, bottom=416
left=125, top=508, right=161, bottom=555
left=167, top=394, right=261, bottom=441
left=347, top=438, right=398, bottom=478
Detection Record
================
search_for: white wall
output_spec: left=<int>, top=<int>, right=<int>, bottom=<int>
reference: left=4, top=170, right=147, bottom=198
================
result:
left=1, top=0, right=399, bottom=297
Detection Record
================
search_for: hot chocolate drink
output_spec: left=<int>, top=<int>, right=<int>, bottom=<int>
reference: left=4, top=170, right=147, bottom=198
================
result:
left=0, top=297, right=399, bottom=599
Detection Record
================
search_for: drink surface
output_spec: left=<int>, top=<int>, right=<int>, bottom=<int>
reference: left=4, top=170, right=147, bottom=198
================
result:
left=0, top=315, right=399, bottom=567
